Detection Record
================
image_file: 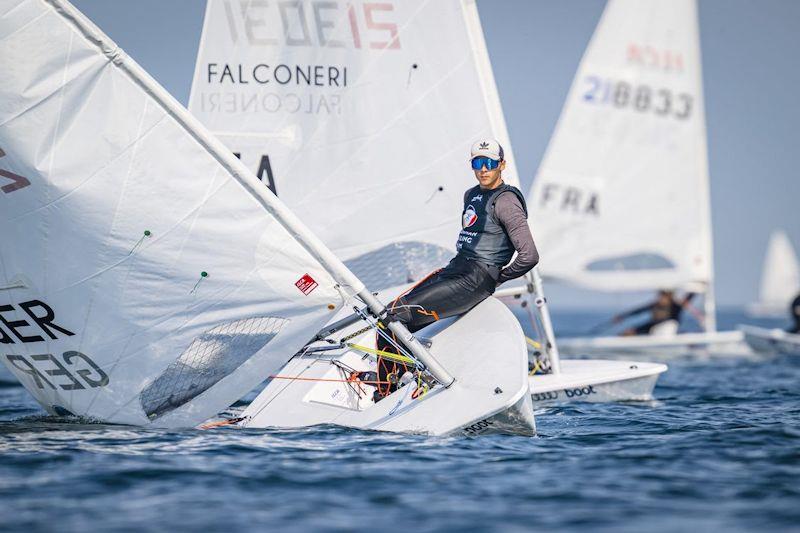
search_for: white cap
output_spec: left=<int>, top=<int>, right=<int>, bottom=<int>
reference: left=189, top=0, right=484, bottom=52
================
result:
left=470, top=139, right=504, bottom=161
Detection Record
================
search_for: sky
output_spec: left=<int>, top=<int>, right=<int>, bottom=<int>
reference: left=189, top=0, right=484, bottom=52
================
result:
left=70, top=0, right=800, bottom=309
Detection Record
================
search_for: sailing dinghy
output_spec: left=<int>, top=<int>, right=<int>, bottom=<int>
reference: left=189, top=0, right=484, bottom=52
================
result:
left=501, top=270, right=666, bottom=406
left=746, top=230, right=800, bottom=318
left=188, top=0, right=665, bottom=408
left=513, top=0, right=743, bottom=357
left=739, top=326, right=800, bottom=357
left=0, top=0, right=534, bottom=436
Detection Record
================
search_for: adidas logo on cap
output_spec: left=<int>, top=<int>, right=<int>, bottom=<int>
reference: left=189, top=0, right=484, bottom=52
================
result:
left=470, top=139, right=504, bottom=161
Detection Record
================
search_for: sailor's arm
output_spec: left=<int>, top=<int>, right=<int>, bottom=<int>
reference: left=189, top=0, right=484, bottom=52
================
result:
left=614, top=302, right=655, bottom=322
left=494, top=192, right=539, bottom=284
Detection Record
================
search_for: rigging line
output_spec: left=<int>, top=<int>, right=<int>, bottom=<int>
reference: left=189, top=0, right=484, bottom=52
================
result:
left=353, top=306, right=417, bottom=363
left=245, top=358, right=324, bottom=422
left=330, top=358, right=360, bottom=375
left=346, top=343, right=416, bottom=365
left=525, top=337, right=542, bottom=350
left=332, top=362, right=368, bottom=398
left=268, top=375, right=389, bottom=385
left=340, top=324, right=374, bottom=343
left=198, top=416, right=244, bottom=430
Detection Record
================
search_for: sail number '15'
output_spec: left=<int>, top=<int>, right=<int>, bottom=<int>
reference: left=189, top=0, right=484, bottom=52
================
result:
left=582, top=76, right=693, bottom=120
left=0, top=148, right=31, bottom=194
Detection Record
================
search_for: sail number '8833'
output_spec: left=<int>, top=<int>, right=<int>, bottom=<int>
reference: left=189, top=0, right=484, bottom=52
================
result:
left=582, top=76, right=693, bottom=120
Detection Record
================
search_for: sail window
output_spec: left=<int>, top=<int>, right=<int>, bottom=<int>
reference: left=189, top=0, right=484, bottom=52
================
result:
left=344, top=242, right=453, bottom=291
left=585, top=253, right=676, bottom=272
left=140, top=316, right=288, bottom=420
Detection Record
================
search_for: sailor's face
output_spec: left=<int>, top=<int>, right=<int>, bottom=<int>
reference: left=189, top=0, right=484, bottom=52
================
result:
left=473, top=159, right=506, bottom=189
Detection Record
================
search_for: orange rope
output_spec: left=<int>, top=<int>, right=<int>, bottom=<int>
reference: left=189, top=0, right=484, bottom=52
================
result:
left=415, top=308, right=439, bottom=321
left=198, top=417, right=243, bottom=430
left=375, top=269, right=441, bottom=398
left=269, top=374, right=389, bottom=385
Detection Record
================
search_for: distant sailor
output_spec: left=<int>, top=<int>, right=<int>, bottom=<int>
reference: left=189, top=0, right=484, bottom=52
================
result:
left=614, top=290, right=696, bottom=336
left=789, top=292, right=800, bottom=334
left=375, top=139, right=539, bottom=399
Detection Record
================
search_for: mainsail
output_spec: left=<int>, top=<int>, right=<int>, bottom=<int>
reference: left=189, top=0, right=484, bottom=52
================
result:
left=0, top=0, right=369, bottom=427
left=749, top=230, right=800, bottom=316
left=527, top=0, right=714, bottom=295
left=188, top=0, right=518, bottom=291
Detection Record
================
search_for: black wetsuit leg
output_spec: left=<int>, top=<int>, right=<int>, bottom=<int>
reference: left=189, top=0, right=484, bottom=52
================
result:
left=388, top=254, right=498, bottom=333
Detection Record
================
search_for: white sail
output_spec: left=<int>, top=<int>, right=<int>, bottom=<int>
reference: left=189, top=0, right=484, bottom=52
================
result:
left=0, top=0, right=365, bottom=427
left=188, top=0, right=519, bottom=291
left=527, top=0, right=713, bottom=294
left=749, top=230, right=800, bottom=316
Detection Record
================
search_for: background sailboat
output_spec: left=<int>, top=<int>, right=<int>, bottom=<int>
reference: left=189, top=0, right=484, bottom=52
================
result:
left=522, top=0, right=742, bottom=356
left=746, top=230, right=800, bottom=318
left=740, top=229, right=800, bottom=356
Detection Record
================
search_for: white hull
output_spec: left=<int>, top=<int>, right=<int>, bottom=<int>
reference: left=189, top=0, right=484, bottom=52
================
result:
left=740, top=325, right=800, bottom=356
left=556, top=330, right=746, bottom=358
left=530, top=359, right=666, bottom=405
left=745, top=302, right=791, bottom=319
left=238, top=298, right=536, bottom=437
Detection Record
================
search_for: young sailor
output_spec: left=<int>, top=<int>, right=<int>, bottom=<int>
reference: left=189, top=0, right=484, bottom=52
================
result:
left=614, top=290, right=696, bottom=336
left=375, top=139, right=538, bottom=398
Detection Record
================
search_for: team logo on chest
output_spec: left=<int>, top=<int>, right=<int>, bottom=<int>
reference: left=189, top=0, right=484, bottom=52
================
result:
left=463, top=205, right=478, bottom=228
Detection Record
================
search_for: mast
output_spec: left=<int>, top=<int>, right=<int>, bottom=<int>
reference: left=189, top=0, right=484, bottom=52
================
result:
left=529, top=269, right=561, bottom=374
left=693, top=0, right=716, bottom=334
left=460, top=0, right=520, bottom=187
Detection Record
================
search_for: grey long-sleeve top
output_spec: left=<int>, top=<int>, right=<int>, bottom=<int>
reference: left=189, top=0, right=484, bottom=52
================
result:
left=494, top=191, right=539, bottom=284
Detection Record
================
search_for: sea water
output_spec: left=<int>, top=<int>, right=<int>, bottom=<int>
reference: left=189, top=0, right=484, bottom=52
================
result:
left=1, top=309, right=798, bottom=532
